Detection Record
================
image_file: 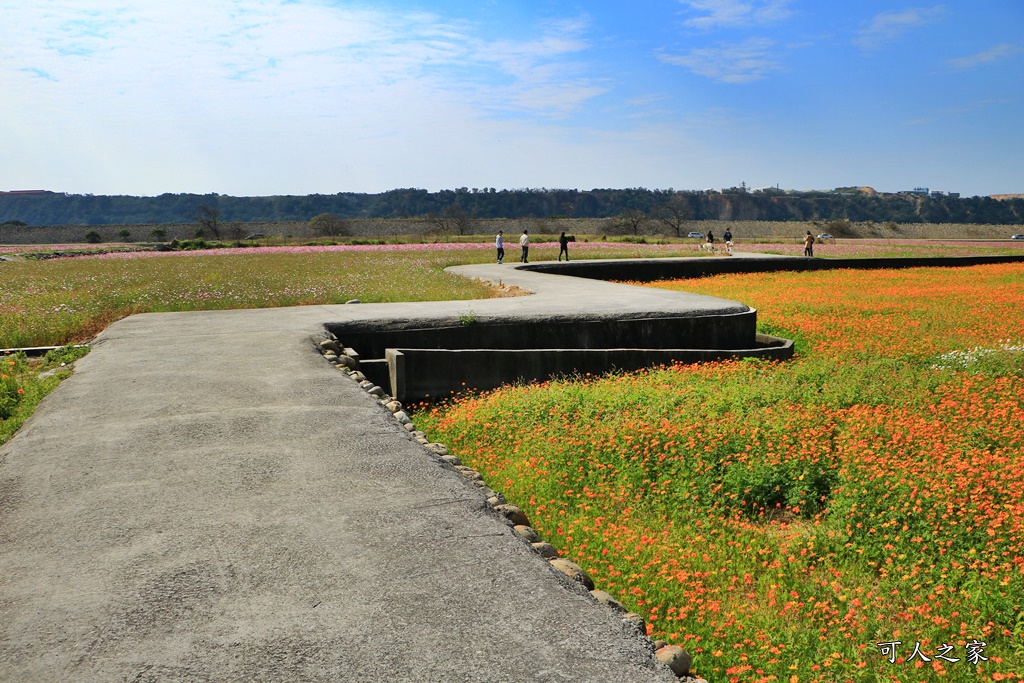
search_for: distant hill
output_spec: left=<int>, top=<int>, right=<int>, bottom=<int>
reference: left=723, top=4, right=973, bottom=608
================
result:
left=0, top=188, right=1022, bottom=226
left=991, top=194, right=1024, bottom=201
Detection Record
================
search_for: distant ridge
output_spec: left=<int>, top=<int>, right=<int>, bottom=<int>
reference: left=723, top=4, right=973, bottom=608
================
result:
left=990, top=194, right=1024, bottom=201
left=1, top=188, right=1022, bottom=226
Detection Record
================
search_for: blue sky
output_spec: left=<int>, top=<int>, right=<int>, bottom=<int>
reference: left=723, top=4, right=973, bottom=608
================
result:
left=2, top=1, right=1022, bottom=197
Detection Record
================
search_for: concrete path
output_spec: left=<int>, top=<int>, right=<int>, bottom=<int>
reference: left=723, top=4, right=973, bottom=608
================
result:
left=0, top=257, right=754, bottom=682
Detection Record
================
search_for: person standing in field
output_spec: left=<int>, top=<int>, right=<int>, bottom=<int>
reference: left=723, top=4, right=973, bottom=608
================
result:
left=520, top=229, right=529, bottom=263
left=723, top=228, right=732, bottom=243
left=558, top=231, right=570, bottom=261
left=495, top=230, right=504, bottom=264
left=804, top=230, right=815, bottom=257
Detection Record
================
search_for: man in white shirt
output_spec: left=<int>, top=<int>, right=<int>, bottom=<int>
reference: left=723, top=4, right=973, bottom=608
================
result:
left=495, top=231, right=504, bottom=264
left=519, top=230, right=529, bottom=263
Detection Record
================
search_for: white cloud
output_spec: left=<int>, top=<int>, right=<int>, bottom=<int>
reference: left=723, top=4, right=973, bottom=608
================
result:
left=659, top=38, right=779, bottom=83
left=461, top=16, right=609, bottom=117
left=946, top=43, right=1022, bottom=70
left=854, top=6, right=945, bottom=50
left=1, top=2, right=605, bottom=125
left=0, top=1, right=619, bottom=193
left=679, top=0, right=793, bottom=30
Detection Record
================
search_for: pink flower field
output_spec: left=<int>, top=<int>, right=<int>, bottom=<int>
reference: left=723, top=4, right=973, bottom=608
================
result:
left=62, top=241, right=698, bottom=260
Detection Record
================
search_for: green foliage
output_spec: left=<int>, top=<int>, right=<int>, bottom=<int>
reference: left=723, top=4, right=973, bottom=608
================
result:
left=0, top=250, right=502, bottom=347
left=84, top=230, right=101, bottom=243
left=0, top=347, right=88, bottom=444
left=0, top=353, right=27, bottom=419
left=43, top=345, right=90, bottom=366
left=5, top=188, right=1020, bottom=226
left=416, top=264, right=1024, bottom=681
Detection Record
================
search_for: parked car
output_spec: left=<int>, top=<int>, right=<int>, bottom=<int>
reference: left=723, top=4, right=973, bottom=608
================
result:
left=816, top=233, right=834, bottom=240
left=1012, top=234, right=1024, bottom=240
left=245, top=233, right=266, bottom=240
left=687, top=231, right=704, bottom=238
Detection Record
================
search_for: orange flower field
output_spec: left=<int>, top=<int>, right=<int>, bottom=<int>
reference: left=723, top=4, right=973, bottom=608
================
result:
left=416, top=263, right=1024, bottom=682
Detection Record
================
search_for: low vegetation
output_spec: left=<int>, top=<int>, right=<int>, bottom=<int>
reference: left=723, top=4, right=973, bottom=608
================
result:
left=415, top=263, right=1024, bottom=682
left=0, top=346, right=89, bottom=446
left=3, top=241, right=1023, bottom=681
left=0, top=242, right=728, bottom=348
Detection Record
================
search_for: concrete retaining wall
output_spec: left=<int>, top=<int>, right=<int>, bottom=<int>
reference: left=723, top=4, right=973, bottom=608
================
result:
left=356, top=335, right=792, bottom=402
left=331, top=254, right=1024, bottom=402
left=327, top=311, right=757, bottom=360
left=524, top=254, right=1024, bottom=282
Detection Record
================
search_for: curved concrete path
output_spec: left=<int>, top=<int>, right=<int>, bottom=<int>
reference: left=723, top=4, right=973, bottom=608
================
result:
left=0, top=257, right=757, bottom=682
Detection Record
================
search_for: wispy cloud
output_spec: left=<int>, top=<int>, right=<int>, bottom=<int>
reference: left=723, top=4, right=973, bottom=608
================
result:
left=464, top=16, right=608, bottom=117
left=678, top=0, right=793, bottom=30
left=2, top=3, right=604, bottom=121
left=946, top=43, right=1022, bottom=70
left=19, top=67, right=58, bottom=81
left=854, top=6, right=945, bottom=50
left=659, top=38, right=779, bottom=83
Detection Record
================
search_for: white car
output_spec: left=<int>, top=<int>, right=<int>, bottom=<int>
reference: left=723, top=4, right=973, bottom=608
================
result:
left=687, top=231, right=704, bottom=238
left=816, top=233, right=834, bottom=240
left=1011, top=234, right=1024, bottom=240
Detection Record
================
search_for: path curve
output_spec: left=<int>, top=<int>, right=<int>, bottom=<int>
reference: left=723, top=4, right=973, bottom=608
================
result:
left=5, top=251, right=1021, bottom=681
left=0, top=257, right=757, bottom=682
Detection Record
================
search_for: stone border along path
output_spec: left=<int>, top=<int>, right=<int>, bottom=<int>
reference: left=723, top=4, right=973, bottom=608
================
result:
left=5, top=252, right=1018, bottom=681
left=318, top=339, right=697, bottom=681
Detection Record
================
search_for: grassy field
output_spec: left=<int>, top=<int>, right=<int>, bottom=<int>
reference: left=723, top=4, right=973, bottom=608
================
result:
left=3, top=241, right=1023, bottom=680
left=0, top=241, right=717, bottom=443
left=4, top=238, right=1024, bottom=349
left=415, top=262, right=1024, bottom=682
left=0, top=241, right=732, bottom=348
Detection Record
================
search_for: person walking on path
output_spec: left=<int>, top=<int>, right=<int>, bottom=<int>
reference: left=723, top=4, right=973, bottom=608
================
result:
left=558, top=232, right=570, bottom=261
left=803, top=230, right=815, bottom=257
left=495, top=230, right=505, bottom=264
left=520, top=230, right=530, bottom=263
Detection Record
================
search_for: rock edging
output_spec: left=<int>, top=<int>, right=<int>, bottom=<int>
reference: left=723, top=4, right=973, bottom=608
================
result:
left=316, top=335, right=706, bottom=682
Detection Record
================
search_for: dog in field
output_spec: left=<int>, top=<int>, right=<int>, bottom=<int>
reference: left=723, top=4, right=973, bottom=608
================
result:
left=700, top=241, right=716, bottom=253
left=724, top=240, right=734, bottom=254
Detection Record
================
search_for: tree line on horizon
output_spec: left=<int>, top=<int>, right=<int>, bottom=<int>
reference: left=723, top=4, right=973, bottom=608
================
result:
left=1, top=187, right=1022, bottom=228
